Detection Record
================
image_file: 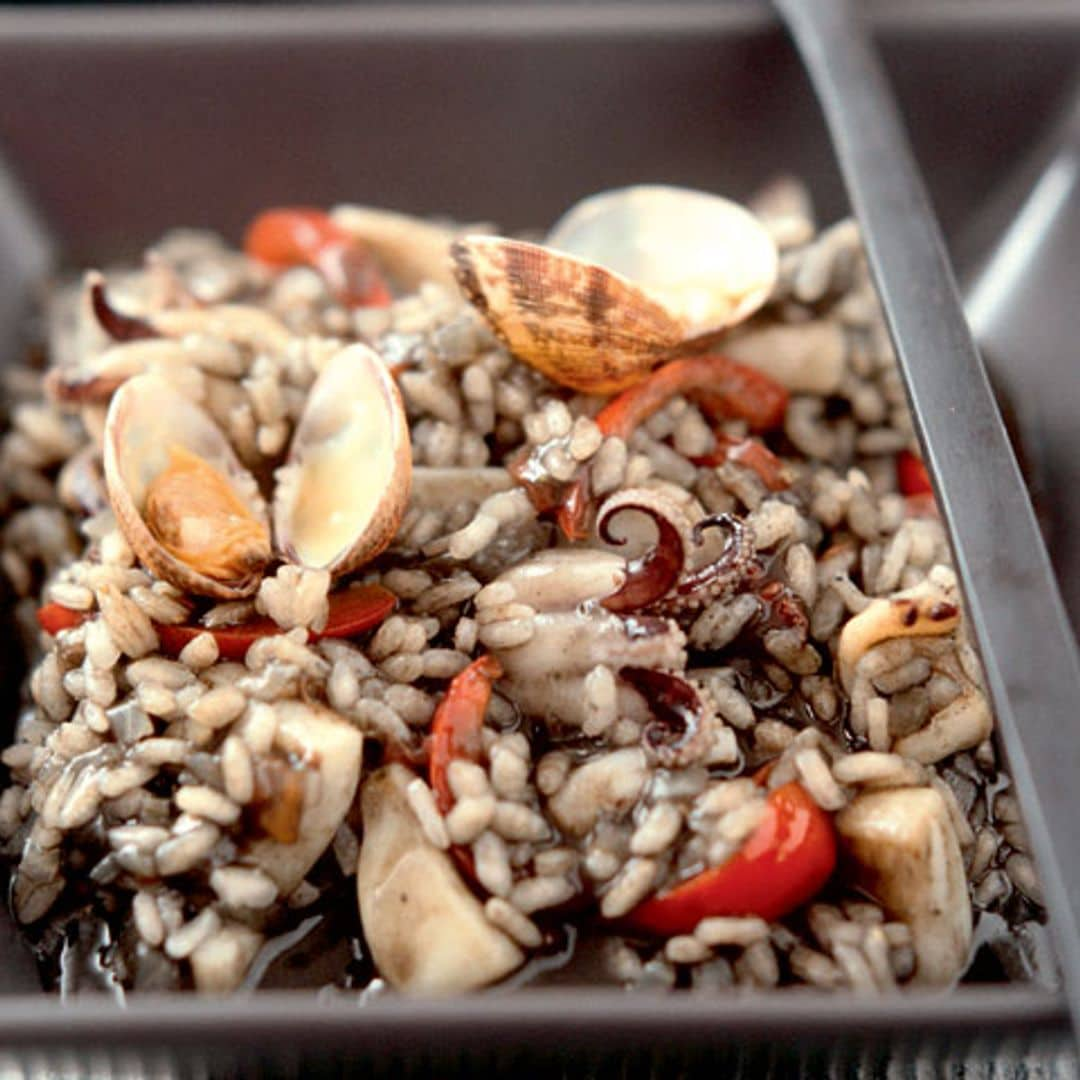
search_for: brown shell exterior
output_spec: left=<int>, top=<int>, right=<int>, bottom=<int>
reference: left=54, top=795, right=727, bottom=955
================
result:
left=451, top=237, right=683, bottom=394
left=103, top=376, right=270, bottom=601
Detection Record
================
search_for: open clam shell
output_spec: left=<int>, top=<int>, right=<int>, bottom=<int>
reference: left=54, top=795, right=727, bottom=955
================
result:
left=450, top=236, right=683, bottom=394
left=546, top=185, right=778, bottom=337
left=273, top=343, right=411, bottom=577
left=103, top=373, right=271, bottom=599
left=451, top=186, right=778, bottom=394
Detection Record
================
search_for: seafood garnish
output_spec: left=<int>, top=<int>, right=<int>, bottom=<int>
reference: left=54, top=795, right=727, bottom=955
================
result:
left=145, top=445, right=271, bottom=583
left=103, top=342, right=410, bottom=598
left=451, top=185, right=778, bottom=393
left=104, top=373, right=272, bottom=599
left=451, top=235, right=683, bottom=394
left=546, top=185, right=778, bottom=334
left=274, top=344, right=411, bottom=576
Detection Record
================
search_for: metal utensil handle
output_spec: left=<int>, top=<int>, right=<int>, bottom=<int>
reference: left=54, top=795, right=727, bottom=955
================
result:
left=775, top=0, right=1080, bottom=1038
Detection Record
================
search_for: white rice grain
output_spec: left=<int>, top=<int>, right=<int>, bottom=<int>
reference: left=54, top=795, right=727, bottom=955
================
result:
left=164, top=908, right=221, bottom=960
left=178, top=632, right=220, bottom=671
left=189, top=686, right=246, bottom=731
left=695, top=916, right=770, bottom=948
left=794, top=747, right=848, bottom=811
left=406, top=777, right=450, bottom=850
left=133, top=890, right=166, bottom=947
left=220, top=736, right=255, bottom=805
left=629, top=802, right=682, bottom=857
left=600, top=858, right=657, bottom=919
left=445, top=794, right=496, bottom=846
left=509, top=875, right=576, bottom=915
left=175, top=785, right=241, bottom=827
left=485, top=897, right=543, bottom=948
left=665, top=935, right=712, bottom=966
left=210, top=866, right=278, bottom=909
left=472, top=830, right=513, bottom=898
left=155, top=823, right=220, bottom=876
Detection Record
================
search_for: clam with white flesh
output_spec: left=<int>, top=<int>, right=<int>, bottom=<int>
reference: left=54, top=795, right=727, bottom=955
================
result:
left=103, top=342, right=410, bottom=598
left=103, top=372, right=272, bottom=600
left=836, top=786, right=973, bottom=986
left=450, top=185, right=778, bottom=393
left=273, top=343, right=411, bottom=577
left=356, top=764, right=524, bottom=994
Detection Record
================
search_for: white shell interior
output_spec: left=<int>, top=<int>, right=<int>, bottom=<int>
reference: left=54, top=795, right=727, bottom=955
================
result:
left=111, top=374, right=265, bottom=518
left=546, top=185, right=779, bottom=335
left=274, top=345, right=399, bottom=570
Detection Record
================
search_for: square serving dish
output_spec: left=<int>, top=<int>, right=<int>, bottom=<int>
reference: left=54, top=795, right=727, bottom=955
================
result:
left=0, top=4, right=1078, bottom=1073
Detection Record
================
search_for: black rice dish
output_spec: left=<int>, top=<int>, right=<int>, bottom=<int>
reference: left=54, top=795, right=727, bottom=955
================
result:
left=0, top=183, right=1051, bottom=996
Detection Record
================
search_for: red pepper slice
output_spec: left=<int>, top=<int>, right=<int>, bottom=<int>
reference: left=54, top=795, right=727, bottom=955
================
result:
left=158, top=583, right=396, bottom=660
left=557, top=354, right=789, bottom=540
left=693, top=435, right=791, bottom=492
left=623, top=781, right=837, bottom=936
left=36, top=603, right=88, bottom=636
left=37, top=584, right=395, bottom=660
left=896, top=449, right=933, bottom=496
left=428, top=654, right=503, bottom=814
left=596, top=353, right=788, bottom=444
left=244, top=207, right=392, bottom=309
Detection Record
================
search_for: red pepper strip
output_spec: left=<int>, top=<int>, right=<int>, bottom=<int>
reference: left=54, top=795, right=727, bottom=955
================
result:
left=896, top=449, right=933, bottom=496
left=623, top=781, right=837, bottom=936
left=157, top=584, right=396, bottom=660
left=36, top=603, right=88, bottom=636
left=243, top=207, right=392, bottom=309
left=598, top=354, right=788, bottom=443
left=557, top=354, right=789, bottom=540
left=428, top=654, right=503, bottom=814
left=693, top=435, right=791, bottom=492
left=38, top=584, right=395, bottom=660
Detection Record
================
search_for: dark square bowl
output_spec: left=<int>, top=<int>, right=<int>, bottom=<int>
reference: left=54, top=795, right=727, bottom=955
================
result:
left=0, top=4, right=1077, bottom=1073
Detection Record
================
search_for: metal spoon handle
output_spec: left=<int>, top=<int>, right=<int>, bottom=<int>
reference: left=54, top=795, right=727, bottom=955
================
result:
left=775, top=0, right=1080, bottom=1037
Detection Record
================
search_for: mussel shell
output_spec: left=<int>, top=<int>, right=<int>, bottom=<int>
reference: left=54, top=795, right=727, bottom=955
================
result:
left=546, top=185, right=778, bottom=338
left=103, top=373, right=271, bottom=599
left=450, top=236, right=683, bottom=394
left=273, top=343, right=411, bottom=577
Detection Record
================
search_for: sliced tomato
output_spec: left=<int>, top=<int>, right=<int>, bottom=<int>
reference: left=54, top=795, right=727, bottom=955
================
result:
left=623, top=781, right=837, bottom=936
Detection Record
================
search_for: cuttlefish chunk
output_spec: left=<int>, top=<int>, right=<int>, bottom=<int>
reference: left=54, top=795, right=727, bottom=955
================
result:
left=836, top=786, right=972, bottom=986
left=356, top=764, right=524, bottom=993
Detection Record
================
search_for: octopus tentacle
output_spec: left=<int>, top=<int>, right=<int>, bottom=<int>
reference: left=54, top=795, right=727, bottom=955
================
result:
left=619, top=666, right=712, bottom=768
left=600, top=498, right=686, bottom=614
left=650, top=513, right=764, bottom=615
